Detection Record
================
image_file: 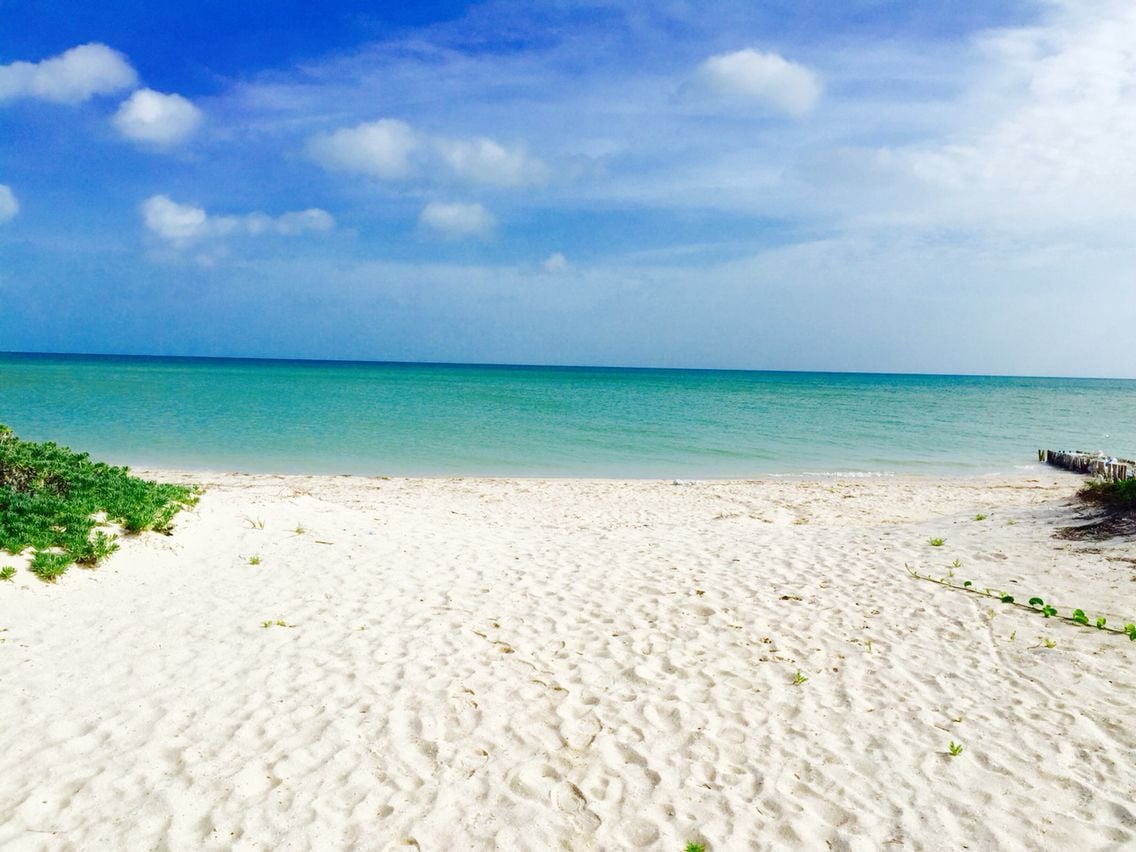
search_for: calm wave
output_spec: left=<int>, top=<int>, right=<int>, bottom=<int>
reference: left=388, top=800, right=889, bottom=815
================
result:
left=2, top=353, right=1134, bottom=476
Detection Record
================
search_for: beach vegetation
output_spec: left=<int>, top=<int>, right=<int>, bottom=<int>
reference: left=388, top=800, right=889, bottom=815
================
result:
left=792, top=670, right=808, bottom=686
left=906, top=564, right=1135, bottom=640
left=928, top=537, right=945, bottom=547
left=248, top=555, right=261, bottom=565
left=294, top=524, right=305, bottom=535
left=952, top=559, right=961, bottom=568
left=1078, top=477, right=1136, bottom=509
left=245, top=516, right=266, bottom=530
left=29, top=551, right=71, bottom=582
left=974, top=514, right=987, bottom=521
left=948, top=741, right=963, bottom=757
left=0, top=424, right=197, bottom=581
left=0, top=566, right=14, bottom=582
left=685, top=844, right=707, bottom=852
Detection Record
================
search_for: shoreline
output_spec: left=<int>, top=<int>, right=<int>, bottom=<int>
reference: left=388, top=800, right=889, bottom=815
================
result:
left=131, top=463, right=1065, bottom=484
left=1, top=470, right=1132, bottom=849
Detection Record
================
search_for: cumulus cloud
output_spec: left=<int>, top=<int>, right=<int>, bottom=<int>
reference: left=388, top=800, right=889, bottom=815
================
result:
left=308, top=118, right=419, bottom=180
left=434, top=137, right=549, bottom=187
left=0, top=43, right=137, bottom=104
left=542, top=251, right=569, bottom=272
left=113, top=89, right=202, bottom=145
left=682, top=48, right=821, bottom=116
left=141, top=195, right=334, bottom=246
left=418, top=201, right=495, bottom=239
left=309, top=118, right=547, bottom=187
left=0, top=185, right=17, bottom=223
left=873, top=0, right=1136, bottom=228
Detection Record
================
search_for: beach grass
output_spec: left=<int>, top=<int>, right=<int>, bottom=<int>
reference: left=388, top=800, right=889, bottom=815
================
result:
left=1078, top=477, right=1136, bottom=509
left=0, top=424, right=198, bottom=581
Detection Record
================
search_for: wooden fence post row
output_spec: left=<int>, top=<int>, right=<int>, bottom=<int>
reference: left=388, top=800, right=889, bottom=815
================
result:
left=1039, top=449, right=1136, bottom=481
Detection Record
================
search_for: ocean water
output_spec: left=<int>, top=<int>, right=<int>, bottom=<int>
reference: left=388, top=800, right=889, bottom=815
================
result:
left=2, top=353, right=1134, bottom=477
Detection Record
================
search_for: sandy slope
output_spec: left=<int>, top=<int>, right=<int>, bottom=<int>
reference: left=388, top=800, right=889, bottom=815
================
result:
left=0, top=471, right=1133, bottom=851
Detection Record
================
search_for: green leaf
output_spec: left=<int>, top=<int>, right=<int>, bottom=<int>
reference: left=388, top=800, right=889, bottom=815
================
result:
left=1095, top=617, right=1107, bottom=630
left=1028, top=597, right=1044, bottom=608
left=1000, top=595, right=1014, bottom=604
left=1071, top=609, right=1089, bottom=625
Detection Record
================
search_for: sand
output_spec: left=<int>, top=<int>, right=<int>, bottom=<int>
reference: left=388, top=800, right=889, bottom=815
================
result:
left=0, top=470, right=1133, bottom=851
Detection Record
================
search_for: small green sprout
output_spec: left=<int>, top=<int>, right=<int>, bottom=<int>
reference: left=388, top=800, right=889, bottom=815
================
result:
left=963, top=580, right=972, bottom=588
left=1042, top=605, right=1057, bottom=618
left=294, top=524, right=306, bottom=535
left=248, top=555, right=261, bottom=566
left=952, top=559, right=962, bottom=568
left=1126, top=623, right=1136, bottom=641
left=1000, top=594, right=1015, bottom=604
left=1006, top=519, right=1016, bottom=525
left=1071, top=609, right=1089, bottom=626
left=245, top=516, right=266, bottom=530
left=928, top=538, right=945, bottom=547
left=0, top=566, right=15, bottom=582
left=29, top=552, right=71, bottom=583
left=792, top=670, right=808, bottom=686
left=1096, top=617, right=1107, bottom=630
left=1028, top=597, right=1044, bottom=608
left=866, top=639, right=872, bottom=654
left=261, top=620, right=273, bottom=628
left=1009, top=630, right=1016, bottom=641
left=685, top=844, right=707, bottom=852
left=974, top=514, right=987, bottom=521
left=948, top=741, right=964, bottom=757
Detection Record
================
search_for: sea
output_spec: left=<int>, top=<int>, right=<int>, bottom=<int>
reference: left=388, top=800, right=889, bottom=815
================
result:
left=2, top=352, right=1134, bottom=478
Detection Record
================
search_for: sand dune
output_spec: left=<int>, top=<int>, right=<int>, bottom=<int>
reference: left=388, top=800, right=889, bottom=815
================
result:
left=0, top=471, right=1133, bottom=850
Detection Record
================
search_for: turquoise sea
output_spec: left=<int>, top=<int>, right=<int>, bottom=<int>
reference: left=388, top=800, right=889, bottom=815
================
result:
left=2, top=353, right=1134, bottom=477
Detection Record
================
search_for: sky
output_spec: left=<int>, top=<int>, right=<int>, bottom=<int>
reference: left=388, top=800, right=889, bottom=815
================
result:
left=1, top=0, right=1134, bottom=377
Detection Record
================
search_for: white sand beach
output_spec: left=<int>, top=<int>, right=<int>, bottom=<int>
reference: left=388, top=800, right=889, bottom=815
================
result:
left=0, top=471, right=1133, bottom=851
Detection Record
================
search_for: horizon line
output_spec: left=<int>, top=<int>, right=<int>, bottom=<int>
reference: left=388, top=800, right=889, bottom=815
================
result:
left=1, top=349, right=1132, bottom=383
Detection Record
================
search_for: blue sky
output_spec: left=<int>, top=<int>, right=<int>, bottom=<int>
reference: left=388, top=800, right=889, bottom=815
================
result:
left=1, top=0, right=1134, bottom=377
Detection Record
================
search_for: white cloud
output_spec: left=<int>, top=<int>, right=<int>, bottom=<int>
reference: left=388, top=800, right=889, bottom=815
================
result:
left=0, top=43, right=137, bottom=104
left=273, top=208, right=337, bottom=235
left=434, top=137, right=549, bottom=187
left=682, top=48, right=821, bottom=116
left=308, top=119, right=419, bottom=179
left=418, top=201, right=495, bottom=239
left=309, top=118, right=548, bottom=187
left=141, top=195, right=334, bottom=246
left=886, top=1, right=1136, bottom=227
left=542, top=251, right=568, bottom=272
left=0, top=185, right=17, bottom=223
left=113, top=89, right=202, bottom=145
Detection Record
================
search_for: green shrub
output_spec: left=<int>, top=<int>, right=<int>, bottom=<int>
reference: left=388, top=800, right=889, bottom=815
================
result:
left=30, top=551, right=72, bottom=582
left=0, top=424, right=197, bottom=577
left=1079, top=477, right=1136, bottom=509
